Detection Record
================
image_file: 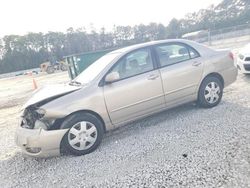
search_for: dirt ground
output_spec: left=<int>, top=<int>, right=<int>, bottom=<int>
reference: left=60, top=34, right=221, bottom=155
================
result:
left=0, top=72, right=70, bottom=159
left=0, top=69, right=249, bottom=187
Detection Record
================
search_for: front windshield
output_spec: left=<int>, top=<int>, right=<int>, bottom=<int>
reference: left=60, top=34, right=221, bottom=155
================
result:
left=74, top=52, right=121, bottom=84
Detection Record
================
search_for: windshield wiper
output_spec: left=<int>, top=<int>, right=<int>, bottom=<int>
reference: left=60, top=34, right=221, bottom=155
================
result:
left=69, top=80, right=82, bottom=86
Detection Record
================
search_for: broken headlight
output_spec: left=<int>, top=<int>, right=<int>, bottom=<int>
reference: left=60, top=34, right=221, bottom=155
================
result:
left=36, top=108, right=46, bottom=118
left=34, top=120, right=48, bottom=130
left=21, top=107, right=46, bottom=129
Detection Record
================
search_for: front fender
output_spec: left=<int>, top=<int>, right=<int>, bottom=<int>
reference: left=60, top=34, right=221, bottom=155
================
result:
left=41, top=86, right=113, bottom=131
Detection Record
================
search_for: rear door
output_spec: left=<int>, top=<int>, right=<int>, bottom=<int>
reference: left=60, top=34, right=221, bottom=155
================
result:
left=154, top=42, right=203, bottom=106
left=103, top=48, right=165, bottom=125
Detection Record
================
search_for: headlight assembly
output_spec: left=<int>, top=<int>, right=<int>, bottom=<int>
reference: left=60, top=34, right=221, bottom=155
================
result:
left=36, top=108, right=46, bottom=116
left=34, top=120, right=48, bottom=130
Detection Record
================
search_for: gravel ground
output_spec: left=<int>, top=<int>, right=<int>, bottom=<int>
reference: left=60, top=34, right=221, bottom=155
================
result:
left=0, top=72, right=250, bottom=188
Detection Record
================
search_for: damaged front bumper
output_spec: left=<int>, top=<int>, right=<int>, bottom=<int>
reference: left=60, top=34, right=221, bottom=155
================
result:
left=15, top=126, right=68, bottom=157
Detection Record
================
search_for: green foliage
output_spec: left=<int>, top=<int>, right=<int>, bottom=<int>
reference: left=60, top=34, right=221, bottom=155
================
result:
left=0, top=24, right=168, bottom=74
left=0, top=0, right=249, bottom=74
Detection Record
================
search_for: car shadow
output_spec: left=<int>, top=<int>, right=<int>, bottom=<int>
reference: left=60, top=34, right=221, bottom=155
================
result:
left=104, top=102, right=197, bottom=139
left=7, top=103, right=198, bottom=159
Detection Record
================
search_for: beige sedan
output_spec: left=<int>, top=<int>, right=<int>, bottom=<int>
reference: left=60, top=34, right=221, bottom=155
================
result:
left=15, top=39, right=237, bottom=157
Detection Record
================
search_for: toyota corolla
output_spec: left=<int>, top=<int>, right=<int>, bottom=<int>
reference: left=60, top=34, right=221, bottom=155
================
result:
left=15, top=39, right=238, bottom=157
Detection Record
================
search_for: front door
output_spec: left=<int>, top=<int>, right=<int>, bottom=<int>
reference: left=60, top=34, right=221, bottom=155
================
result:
left=103, top=48, right=165, bottom=125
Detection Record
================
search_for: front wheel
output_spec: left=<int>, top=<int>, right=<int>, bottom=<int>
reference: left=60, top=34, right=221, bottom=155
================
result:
left=60, top=112, right=104, bottom=156
left=198, top=76, right=223, bottom=108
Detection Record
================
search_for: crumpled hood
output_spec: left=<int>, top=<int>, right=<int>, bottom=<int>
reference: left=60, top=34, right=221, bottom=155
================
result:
left=22, top=83, right=81, bottom=109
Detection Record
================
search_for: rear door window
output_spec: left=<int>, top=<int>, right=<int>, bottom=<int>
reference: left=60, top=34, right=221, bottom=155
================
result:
left=155, top=43, right=199, bottom=67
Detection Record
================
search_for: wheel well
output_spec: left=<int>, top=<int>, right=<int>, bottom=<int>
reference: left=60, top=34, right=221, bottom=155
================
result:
left=197, top=72, right=224, bottom=99
left=203, top=72, right=224, bottom=87
left=72, top=110, right=106, bottom=132
left=51, top=110, right=106, bottom=132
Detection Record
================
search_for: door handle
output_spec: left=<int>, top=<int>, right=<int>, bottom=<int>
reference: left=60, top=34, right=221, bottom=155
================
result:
left=147, top=74, right=159, bottom=80
left=192, top=61, right=201, bottom=66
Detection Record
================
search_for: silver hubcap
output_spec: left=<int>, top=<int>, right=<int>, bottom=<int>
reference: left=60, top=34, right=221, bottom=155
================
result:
left=68, top=121, right=97, bottom=151
left=204, top=82, right=221, bottom=104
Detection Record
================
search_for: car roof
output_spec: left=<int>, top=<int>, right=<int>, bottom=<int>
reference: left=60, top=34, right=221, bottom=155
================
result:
left=109, top=39, right=198, bottom=54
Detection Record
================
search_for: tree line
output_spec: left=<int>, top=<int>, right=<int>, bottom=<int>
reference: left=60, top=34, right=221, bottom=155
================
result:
left=0, top=24, right=178, bottom=74
left=0, top=0, right=249, bottom=74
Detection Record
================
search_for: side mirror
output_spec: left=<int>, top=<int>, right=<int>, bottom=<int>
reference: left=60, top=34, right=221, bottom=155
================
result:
left=105, top=72, right=120, bottom=83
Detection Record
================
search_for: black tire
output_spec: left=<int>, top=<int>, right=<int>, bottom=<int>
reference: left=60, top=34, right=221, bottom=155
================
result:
left=198, top=76, right=223, bottom=108
left=60, top=112, right=104, bottom=156
left=46, top=66, right=55, bottom=74
left=60, top=64, right=68, bottom=71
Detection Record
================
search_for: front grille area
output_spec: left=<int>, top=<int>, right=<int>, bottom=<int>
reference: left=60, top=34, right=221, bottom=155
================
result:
left=244, top=64, right=250, bottom=71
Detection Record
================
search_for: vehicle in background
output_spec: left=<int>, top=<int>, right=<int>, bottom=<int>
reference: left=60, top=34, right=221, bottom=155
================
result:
left=40, top=60, right=68, bottom=74
left=15, top=70, right=39, bottom=77
left=237, top=43, right=250, bottom=74
left=15, top=39, right=238, bottom=157
left=15, top=72, right=24, bottom=76
left=24, top=70, right=39, bottom=75
left=182, top=30, right=209, bottom=43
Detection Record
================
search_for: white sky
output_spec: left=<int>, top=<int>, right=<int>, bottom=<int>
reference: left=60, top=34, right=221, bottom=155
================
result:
left=0, top=0, right=222, bottom=37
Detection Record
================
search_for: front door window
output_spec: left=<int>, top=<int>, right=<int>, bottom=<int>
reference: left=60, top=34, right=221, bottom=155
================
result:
left=110, top=48, right=154, bottom=80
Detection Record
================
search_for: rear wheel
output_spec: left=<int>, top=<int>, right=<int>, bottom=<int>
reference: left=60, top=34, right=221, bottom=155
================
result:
left=60, top=112, right=104, bottom=156
left=198, top=76, right=223, bottom=108
left=46, top=66, right=55, bottom=74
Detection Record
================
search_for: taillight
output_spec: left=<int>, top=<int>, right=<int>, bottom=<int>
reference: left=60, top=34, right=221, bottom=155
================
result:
left=229, top=52, right=234, bottom=61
